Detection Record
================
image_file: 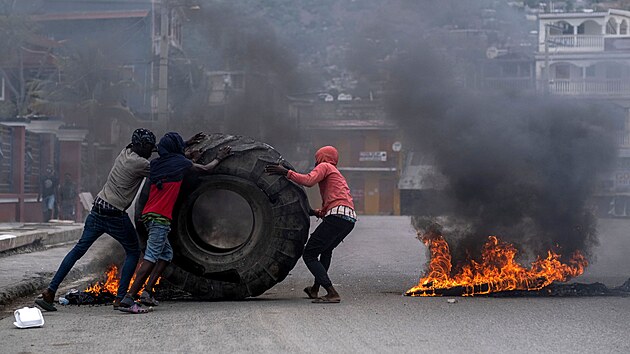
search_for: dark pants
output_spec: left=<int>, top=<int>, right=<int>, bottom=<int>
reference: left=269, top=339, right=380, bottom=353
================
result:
left=303, top=215, right=355, bottom=288
left=48, top=210, right=141, bottom=300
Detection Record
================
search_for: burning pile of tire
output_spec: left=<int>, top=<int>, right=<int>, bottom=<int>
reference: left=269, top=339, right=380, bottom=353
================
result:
left=135, top=134, right=310, bottom=300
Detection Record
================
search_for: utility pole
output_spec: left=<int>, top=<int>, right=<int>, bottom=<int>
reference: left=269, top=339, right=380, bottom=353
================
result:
left=157, top=0, right=170, bottom=132
left=544, top=23, right=550, bottom=95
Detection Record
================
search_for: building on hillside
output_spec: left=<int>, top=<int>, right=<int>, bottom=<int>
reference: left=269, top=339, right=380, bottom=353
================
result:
left=29, top=1, right=186, bottom=129
left=536, top=9, right=630, bottom=216
left=480, top=50, right=536, bottom=93
left=1, top=1, right=192, bottom=199
left=290, top=99, right=401, bottom=215
left=0, top=117, right=86, bottom=222
left=536, top=9, right=630, bottom=98
left=397, top=152, right=448, bottom=216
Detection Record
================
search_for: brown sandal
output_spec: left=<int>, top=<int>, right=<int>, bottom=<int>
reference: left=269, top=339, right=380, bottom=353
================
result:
left=312, top=297, right=341, bottom=304
left=303, top=287, right=318, bottom=299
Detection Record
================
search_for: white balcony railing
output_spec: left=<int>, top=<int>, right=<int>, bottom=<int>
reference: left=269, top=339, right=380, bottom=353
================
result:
left=617, top=132, right=630, bottom=148
left=546, top=79, right=630, bottom=96
left=546, top=34, right=605, bottom=51
left=484, top=77, right=534, bottom=91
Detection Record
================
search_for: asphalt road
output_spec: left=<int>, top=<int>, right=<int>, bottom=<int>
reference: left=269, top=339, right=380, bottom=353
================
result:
left=2, top=216, right=629, bottom=353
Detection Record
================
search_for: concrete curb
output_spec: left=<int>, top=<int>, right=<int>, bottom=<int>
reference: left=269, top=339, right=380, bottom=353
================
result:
left=0, top=223, right=84, bottom=252
left=0, top=260, right=101, bottom=307
left=0, top=226, right=112, bottom=309
left=0, top=231, right=47, bottom=252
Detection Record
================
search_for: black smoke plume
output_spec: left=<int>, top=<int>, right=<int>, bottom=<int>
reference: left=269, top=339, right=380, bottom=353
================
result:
left=178, top=1, right=308, bottom=158
left=344, top=1, right=623, bottom=264
left=387, top=43, right=621, bottom=264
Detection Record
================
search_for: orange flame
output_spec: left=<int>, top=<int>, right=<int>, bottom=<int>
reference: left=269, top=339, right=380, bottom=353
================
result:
left=84, top=265, right=161, bottom=296
left=406, top=232, right=587, bottom=296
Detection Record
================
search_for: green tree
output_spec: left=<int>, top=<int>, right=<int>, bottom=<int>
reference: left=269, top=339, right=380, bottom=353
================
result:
left=0, top=1, right=48, bottom=117
left=30, top=45, right=137, bottom=129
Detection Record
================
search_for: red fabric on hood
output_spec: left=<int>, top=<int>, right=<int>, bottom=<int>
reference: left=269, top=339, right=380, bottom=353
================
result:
left=287, top=145, right=354, bottom=214
left=315, top=146, right=338, bottom=165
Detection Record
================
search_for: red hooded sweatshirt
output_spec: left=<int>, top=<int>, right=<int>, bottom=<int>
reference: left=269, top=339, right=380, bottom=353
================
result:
left=287, top=146, right=354, bottom=214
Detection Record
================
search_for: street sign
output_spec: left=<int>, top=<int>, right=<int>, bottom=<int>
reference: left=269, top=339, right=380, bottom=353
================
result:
left=359, top=151, right=387, bottom=162
left=392, top=141, right=402, bottom=152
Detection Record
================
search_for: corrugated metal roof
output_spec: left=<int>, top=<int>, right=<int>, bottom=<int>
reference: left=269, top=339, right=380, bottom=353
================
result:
left=304, top=119, right=398, bottom=130
left=539, top=12, right=607, bottom=19
left=32, top=10, right=149, bottom=21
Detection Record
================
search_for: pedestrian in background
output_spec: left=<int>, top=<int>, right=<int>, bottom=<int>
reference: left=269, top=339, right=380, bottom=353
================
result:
left=59, top=173, right=77, bottom=221
left=266, top=145, right=356, bottom=303
left=39, top=164, right=58, bottom=222
left=35, top=128, right=157, bottom=312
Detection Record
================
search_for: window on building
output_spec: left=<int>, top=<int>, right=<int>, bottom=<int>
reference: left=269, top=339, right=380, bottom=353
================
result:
left=120, top=65, right=135, bottom=82
left=551, top=21, right=573, bottom=35
left=585, top=65, right=596, bottom=77
left=485, top=63, right=501, bottom=78
left=577, top=24, right=585, bottom=34
left=607, top=18, right=618, bottom=35
left=503, top=63, right=518, bottom=77
left=606, top=63, right=623, bottom=79
left=231, top=74, right=244, bottom=89
left=555, top=64, right=571, bottom=79
left=562, top=24, right=574, bottom=35
left=0, top=77, right=5, bottom=101
left=154, top=13, right=161, bottom=36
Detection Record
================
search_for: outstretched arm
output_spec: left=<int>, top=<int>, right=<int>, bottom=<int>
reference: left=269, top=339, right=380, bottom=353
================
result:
left=265, top=163, right=327, bottom=187
left=190, top=146, right=232, bottom=173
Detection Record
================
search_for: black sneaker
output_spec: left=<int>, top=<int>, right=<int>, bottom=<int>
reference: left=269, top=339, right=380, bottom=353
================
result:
left=35, top=289, right=57, bottom=312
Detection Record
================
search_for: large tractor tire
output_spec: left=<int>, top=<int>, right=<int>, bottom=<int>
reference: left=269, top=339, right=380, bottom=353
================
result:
left=135, top=134, right=311, bottom=299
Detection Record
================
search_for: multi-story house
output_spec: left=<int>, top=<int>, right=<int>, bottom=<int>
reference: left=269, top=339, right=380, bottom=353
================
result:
left=536, top=9, right=630, bottom=216
left=536, top=9, right=630, bottom=98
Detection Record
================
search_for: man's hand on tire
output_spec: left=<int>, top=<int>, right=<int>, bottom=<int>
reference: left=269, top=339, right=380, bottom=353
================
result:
left=186, top=132, right=206, bottom=146
left=216, top=146, right=233, bottom=161
left=265, top=164, right=289, bottom=176
left=185, top=148, right=201, bottom=162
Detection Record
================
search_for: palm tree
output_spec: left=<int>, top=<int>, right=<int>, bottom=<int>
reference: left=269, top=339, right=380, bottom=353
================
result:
left=0, top=2, right=51, bottom=118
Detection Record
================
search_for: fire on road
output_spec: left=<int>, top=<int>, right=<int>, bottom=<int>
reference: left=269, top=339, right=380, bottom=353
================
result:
left=2, top=216, right=629, bottom=353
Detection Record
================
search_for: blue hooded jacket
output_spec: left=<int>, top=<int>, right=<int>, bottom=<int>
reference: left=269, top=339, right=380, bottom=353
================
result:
left=149, top=132, right=193, bottom=188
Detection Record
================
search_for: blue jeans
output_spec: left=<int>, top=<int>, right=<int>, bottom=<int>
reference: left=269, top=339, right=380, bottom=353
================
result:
left=48, top=210, right=141, bottom=300
left=42, top=195, right=55, bottom=211
left=143, top=220, right=173, bottom=263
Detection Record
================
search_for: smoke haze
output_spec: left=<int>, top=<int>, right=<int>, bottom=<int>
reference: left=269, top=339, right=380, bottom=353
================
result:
left=184, top=1, right=623, bottom=264
left=346, top=4, right=624, bottom=264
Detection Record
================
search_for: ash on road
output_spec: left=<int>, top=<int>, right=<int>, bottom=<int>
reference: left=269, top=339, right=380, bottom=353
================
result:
left=2, top=216, right=629, bottom=353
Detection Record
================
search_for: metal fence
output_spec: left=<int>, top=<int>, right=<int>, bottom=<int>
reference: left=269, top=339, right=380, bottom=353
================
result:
left=0, top=125, right=12, bottom=193
left=24, top=131, right=41, bottom=194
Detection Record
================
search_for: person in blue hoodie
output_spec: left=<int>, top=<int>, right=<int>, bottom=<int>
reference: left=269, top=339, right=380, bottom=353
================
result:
left=118, top=132, right=232, bottom=313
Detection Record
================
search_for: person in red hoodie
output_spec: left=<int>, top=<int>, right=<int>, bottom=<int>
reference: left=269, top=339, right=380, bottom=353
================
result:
left=266, top=146, right=356, bottom=303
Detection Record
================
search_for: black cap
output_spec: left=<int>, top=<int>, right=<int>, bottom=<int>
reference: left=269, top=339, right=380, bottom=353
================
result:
left=131, top=128, right=156, bottom=147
